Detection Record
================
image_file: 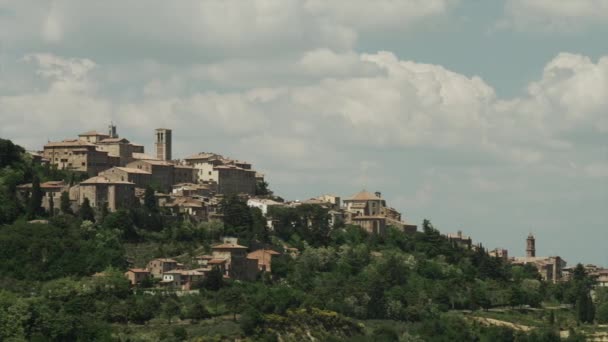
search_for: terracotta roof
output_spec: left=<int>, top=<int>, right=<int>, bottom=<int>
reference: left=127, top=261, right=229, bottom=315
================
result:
left=212, top=243, right=248, bottom=249
left=208, top=259, right=228, bottom=264
left=184, top=152, right=219, bottom=160
left=128, top=268, right=150, bottom=273
left=45, top=140, right=96, bottom=147
left=131, top=152, right=159, bottom=160
left=79, top=130, right=109, bottom=136
left=80, top=176, right=134, bottom=185
left=113, top=167, right=152, bottom=174
left=137, top=159, right=174, bottom=166
left=151, top=258, right=177, bottom=263
left=348, top=190, right=382, bottom=201
left=248, top=249, right=280, bottom=258
left=99, top=138, right=130, bottom=144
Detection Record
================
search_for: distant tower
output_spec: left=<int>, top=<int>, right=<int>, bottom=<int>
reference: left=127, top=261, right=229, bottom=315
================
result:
left=526, top=233, right=536, bottom=258
left=155, top=128, right=172, bottom=161
left=108, top=122, right=118, bottom=138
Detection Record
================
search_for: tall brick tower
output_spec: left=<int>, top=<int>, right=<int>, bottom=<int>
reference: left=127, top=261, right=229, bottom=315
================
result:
left=526, top=233, right=536, bottom=258
left=155, top=128, right=172, bottom=161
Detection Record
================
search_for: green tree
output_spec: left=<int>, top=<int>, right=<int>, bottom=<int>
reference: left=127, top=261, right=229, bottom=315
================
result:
left=27, top=175, right=43, bottom=219
left=576, top=292, right=595, bottom=324
left=240, top=307, right=264, bottom=335
left=0, top=138, right=24, bottom=168
left=255, top=180, right=271, bottom=196
left=48, top=193, right=55, bottom=217
left=79, top=197, right=95, bottom=222
left=161, top=297, right=180, bottom=323
left=103, top=210, right=137, bottom=242
left=60, top=191, right=72, bottom=214
left=144, top=186, right=157, bottom=212
left=204, top=267, right=224, bottom=291
left=222, top=287, right=244, bottom=322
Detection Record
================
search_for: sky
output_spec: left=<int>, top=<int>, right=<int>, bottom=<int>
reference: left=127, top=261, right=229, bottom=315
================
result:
left=0, top=0, right=607, bottom=265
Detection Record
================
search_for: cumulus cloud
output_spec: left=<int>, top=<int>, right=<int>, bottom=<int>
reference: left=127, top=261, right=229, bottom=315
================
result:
left=497, top=0, right=608, bottom=32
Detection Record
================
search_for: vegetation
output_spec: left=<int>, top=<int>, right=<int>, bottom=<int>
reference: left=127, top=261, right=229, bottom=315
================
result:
left=0, top=137, right=604, bottom=341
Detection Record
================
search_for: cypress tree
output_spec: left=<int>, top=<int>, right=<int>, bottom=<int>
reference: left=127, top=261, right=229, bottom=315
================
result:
left=144, top=186, right=157, bottom=212
left=79, top=197, right=95, bottom=222
left=60, top=191, right=72, bottom=214
left=27, top=175, right=43, bottom=219
left=48, top=194, right=54, bottom=217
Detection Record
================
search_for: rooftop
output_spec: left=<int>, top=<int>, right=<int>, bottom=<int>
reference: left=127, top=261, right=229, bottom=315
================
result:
left=80, top=176, right=134, bottom=185
left=347, top=190, right=382, bottom=201
left=45, top=140, right=97, bottom=147
left=212, top=243, right=248, bottom=249
left=184, top=152, right=220, bottom=160
left=131, top=152, right=159, bottom=161
left=113, top=167, right=152, bottom=174
left=79, top=130, right=109, bottom=137
left=98, top=138, right=130, bottom=144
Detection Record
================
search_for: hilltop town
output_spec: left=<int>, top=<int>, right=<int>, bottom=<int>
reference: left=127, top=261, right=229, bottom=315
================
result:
left=17, top=124, right=608, bottom=288
left=0, top=128, right=606, bottom=341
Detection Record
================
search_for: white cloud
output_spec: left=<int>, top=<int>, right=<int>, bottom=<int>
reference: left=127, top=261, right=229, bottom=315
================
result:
left=498, top=0, right=608, bottom=33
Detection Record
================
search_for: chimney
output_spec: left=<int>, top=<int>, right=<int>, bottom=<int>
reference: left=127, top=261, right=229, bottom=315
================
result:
left=375, top=191, right=382, bottom=198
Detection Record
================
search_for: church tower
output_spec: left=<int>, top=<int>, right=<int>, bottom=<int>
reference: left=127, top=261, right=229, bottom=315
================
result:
left=155, top=128, right=172, bottom=161
left=108, top=122, right=118, bottom=138
left=526, top=233, right=536, bottom=258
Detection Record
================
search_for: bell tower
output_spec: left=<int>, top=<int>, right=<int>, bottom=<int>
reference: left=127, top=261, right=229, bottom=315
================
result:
left=526, top=233, right=536, bottom=258
left=155, top=128, right=172, bottom=161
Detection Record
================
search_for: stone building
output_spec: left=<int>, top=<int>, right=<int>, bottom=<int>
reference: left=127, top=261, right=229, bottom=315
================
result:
left=184, top=152, right=257, bottom=195
left=16, top=180, right=70, bottom=213
left=146, top=258, right=179, bottom=279
left=43, top=140, right=118, bottom=176
left=511, top=234, right=567, bottom=283
left=124, top=268, right=151, bottom=286
left=343, top=190, right=417, bottom=234
left=43, top=126, right=146, bottom=175
left=446, top=231, right=473, bottom=249
left=78, top=176, right=135, bottom=211
left=247, top=249, right=280, bottom=273
left=489, top=248, right=509, bottom=261
left=155, top=128, right=172, bottom=161
left=162, top=197, right=207, bottom=221
left=99, top=167, right=152, bottom=188
left=126, top=159, right=175, bottom=192
left=174, top=165, right=196, bottom=184
left=207, top=237, right=258, bottom=281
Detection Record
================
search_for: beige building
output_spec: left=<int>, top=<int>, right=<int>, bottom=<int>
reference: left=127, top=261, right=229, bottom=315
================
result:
left=162, top=197, right=207, bottom=221
left=124, top=268, right=151, bottom=286
left=126, top=159, right=175, bottom=192
left=489, top=248, right=509, bottom=261
left=174, top=165, right=196, bottom=185
left=16, top=180, right=70, bottom=213
left=343, top=190, right=417, bottom=234
left=44, top=126, right=146, bottom=175
left=201, top=237, right=259, bottom=281
left=146, top=258, right=179, bottom=279
left=99, top=167, right=152, bottom=188
left=184, top=152, right=257, bottom=195
left=511, top=235, right=567, bottom=283
left=247, top=249, right=280, bottom=273
left=446, top=231, right=473, bottom=249
left=43, top=140, right=118, bottom=176
left=78, top=176, right=135, bottom=211
left=155, top=128, right=172, bottom=161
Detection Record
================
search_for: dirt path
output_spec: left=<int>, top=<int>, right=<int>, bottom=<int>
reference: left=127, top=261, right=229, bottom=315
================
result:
left=469, top=316, right=533, bottom=332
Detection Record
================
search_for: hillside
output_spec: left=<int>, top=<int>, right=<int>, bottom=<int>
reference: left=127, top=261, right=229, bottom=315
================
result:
left=0, top=137, right=604, bottom=341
